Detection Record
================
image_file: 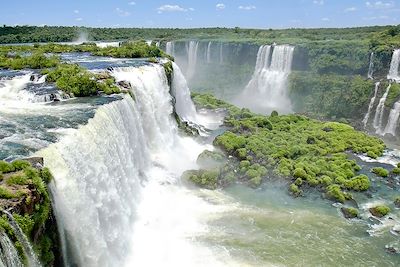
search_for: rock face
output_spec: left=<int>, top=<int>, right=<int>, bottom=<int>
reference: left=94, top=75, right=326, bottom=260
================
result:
left=341, top=207, right=358, bottom=219
left=22, top=157, right=44, bottom=168
left=117, top=81, right=131, bottom=90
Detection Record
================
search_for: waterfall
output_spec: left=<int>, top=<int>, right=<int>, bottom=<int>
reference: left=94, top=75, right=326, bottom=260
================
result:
left=171, top=62, right=199, bottom=123
left=368, top=52, right=374, bottom=79
left=219, top=43, right=223, bottom=64
left=0, top=73, right=35, bottom=107
left=0, top=232, right=23, bottom=267
left=362, top=82, right=380, bottom=128
left=166, top=41, right=175, bottom=57
left=186, top=41, right=199, bottom=80
left=38, top=98, right=151, bottom=267
left=373, top=84, right=391, bottom=134
left=382, top=100, right=400, bottom=136
left=2, top=211, right=41, bottom=267
left=388, top=49, right=400, bottom=82
left=38, top=64, right=223, bottom=266
left=237, top=44, right=294, bottom=114
left=96, top=42, right=120, bottom=48
left=206, top=42, right=212, bottom=63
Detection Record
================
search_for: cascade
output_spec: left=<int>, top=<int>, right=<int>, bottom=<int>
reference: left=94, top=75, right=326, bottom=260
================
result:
left=0, top=73, right=35, bottom=107
left=237, top=44, right=294, bottom=113
left=382, top=100, right=400, bottom=136
left=0, top=232, right=23, bottom=267
left=206, top=42, right=212, bottom=63
left=166, top=41, right=175, bottom=57
left=362, top=82, right=380, bottom=128
left=219, top=43, right=223, bottom=64
left=95, top=42, right=120, bottom=48
left=368, top=52, right=374, bottom=79
left=2, top=211, right=41, bottom=267
left=373, top=84, right=391, bottom=134
left=38, top=64, right=223, bottom=267
left=388, top=49, right=400, bottom=82
left=186, top=41, right=199, bottom=80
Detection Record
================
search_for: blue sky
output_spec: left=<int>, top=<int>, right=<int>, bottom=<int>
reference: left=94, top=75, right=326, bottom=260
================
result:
left=1, top=0, right=400, bottom=28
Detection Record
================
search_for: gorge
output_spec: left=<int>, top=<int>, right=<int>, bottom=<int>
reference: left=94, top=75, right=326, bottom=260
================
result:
left=1, top=24, right=400, bottom=267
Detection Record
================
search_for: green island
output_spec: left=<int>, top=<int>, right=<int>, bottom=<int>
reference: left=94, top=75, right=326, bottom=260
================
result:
left=188, top=93, right=387, bottom=206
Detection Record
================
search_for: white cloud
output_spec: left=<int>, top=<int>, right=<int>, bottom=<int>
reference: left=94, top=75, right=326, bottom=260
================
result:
left=238, top=5, right=256, bottom=10
left=344, top=7, right=357, bottom=12
left=366, top=1, right=394, bottom=9
left=321, top=17, right=330, bottom=21
left=157, top=4, right=193, bottom=13
left=363, top=15, right=390, bottom=19
left=128, top=1, right=136, bottom=5
left=313, top=0, right=324, bottom=5
left=73, top=10, right=79, bottom=14
left=216, top=3, right=226, bottom=10
left=115, top=7, right=131, bottom=17
left=75, top=18, right=83, bottom=21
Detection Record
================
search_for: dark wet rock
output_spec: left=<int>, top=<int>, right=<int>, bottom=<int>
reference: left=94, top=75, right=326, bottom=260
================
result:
left=22, top=157, right=44, bottom=168
left=341, top=207, right=358, bottom=219
left=322, top=127, right=333, bottom=132
left=30, top=75, right=35, bottom=81
left=385, top=245, right=399, bottom=254
left=118, top=81, right=131, bottom=90
left=395, top=198, right=400, bottom=208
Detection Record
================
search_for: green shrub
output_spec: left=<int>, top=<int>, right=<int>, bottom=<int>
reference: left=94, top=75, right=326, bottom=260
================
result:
left=345, top=175, right=370, bottom=191
left=326, top=185, right=347, bottom=203
left=369, top=205, right=390, bottom=217
left=11, top=160, right=31, bottom=171
left=371, top=167, right=389, bottom=177
left=6, top=175, right=28, bottom=186
left=0, top=161, right=15, bottom=173
left=392, top=168, right=400, bottom=175
left=341, top=207, right=358, bottom=219
left=0, top=186, right=17, bottom=199
left=289, top=183, right=302, bottom=197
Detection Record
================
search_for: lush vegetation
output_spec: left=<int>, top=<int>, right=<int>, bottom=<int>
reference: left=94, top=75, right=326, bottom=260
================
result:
left=0, top=52, right=59, bottom=70
left=42, top=64, right=120, bottom=97
left=0, top=160, right=58, bottom=266
left=369, top=205, right=391, bottom=217
left=289, top=72, right=374, bottom=120
left=190, top=93, right=385, bottom=203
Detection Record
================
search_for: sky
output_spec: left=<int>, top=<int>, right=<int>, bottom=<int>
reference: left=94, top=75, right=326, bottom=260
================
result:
left=1, top=0, right=400, bottom=29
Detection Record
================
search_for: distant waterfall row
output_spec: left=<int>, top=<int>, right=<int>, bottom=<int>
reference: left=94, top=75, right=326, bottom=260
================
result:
left=165, top=41, right=226, bottom=81
left=364, top=48, right=400, bottom=137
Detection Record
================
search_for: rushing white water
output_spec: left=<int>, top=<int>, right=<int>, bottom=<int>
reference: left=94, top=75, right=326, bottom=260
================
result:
left=166, top=41, right=175, bottom=57
left=237, top=44, right=294, bottom=114
left=362, top=82, right=380, bottom=128
left=2, top=211, right=41, bottom=267
left=206, top=42, right=212, bottom=63
left=0, top=73, right=36, bottom=107
left=0, top=232, right=23, bottom=267
left=383, top=100, right=400, bottom=136
left=186, top=41, right=199, bottom=80
left=38, top=64, right=229, bottom=267
left=96, top=42, right=120, bottom=48
left=170, top=62, right=223, bottom=130
left=388, top=49, right=400, bottom=82
left=368, top=52, right=374, bottom=79
left=373, top=84, right=391, bottom=134
left=219, top=43, right=223, bottom=64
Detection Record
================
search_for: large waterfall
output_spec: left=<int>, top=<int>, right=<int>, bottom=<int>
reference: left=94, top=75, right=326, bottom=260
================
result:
left=373, top=84, right=391, bottom=134
left=236, top=44, right=294, bottom=113
left=388, top=49, right=400, bottom=82
left=37, top=64, right=227, bottom=267
left=186, top=41, right=199, bottom=80
left=362, top=82, right=380, bottom=128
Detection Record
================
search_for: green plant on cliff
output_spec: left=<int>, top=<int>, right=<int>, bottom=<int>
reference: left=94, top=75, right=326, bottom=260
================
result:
left=0, top=160, right=56, bottom=266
